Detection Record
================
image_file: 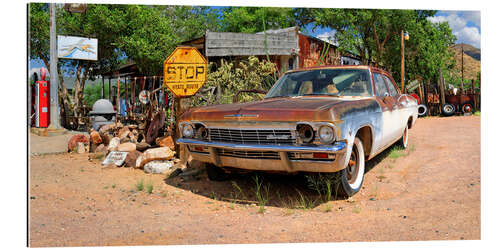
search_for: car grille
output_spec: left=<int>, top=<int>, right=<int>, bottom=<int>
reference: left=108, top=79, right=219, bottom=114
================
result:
left=218, top=149, right=280, bottom=159
left=208, top=128, right=295, bottom=145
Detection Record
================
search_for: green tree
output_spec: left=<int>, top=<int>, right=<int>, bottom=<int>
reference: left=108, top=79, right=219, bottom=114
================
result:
left=221, top=7, right=297, bottom=33
left=296, top=8, right=454, bottom=85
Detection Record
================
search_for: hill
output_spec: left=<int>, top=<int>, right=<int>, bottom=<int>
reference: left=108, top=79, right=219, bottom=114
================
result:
left=450, top=44, right=481, bottom=82
left=455, top=43, right=481, bottom=61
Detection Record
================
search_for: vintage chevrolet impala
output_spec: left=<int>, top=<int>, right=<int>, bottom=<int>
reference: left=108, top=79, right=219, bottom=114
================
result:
left=177, top=65, right=418, bottom=196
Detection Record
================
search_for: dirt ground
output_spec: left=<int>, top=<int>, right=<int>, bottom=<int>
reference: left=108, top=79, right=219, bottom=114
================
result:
left=28, top=116, right=480, bottom=247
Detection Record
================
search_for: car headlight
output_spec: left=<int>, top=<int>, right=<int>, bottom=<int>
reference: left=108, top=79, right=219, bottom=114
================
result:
left=181, top=123, right=194, bottom=138
left=318, top=125, right=335, bottom=144
left=298, top=124, right=314, bottom=143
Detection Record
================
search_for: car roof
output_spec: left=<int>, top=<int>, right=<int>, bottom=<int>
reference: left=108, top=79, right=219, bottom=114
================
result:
left=286, top=65, right=391, bottom=76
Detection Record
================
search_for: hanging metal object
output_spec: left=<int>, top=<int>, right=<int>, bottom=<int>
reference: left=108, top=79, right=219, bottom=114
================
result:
left=146, top=111, right=165, bottom=145
left=139, top=90, right=150, bottom=105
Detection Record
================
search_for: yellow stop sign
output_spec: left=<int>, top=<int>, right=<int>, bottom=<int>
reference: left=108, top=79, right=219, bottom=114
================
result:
left=163, top=47, right=208, bottom=97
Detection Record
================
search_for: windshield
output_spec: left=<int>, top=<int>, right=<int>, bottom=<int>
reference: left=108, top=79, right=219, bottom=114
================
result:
left=265, top=68, right=373, bottom=98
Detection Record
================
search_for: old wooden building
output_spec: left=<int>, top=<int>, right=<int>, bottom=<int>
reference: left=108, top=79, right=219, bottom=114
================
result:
left=181, top=26, right=360, bottom=75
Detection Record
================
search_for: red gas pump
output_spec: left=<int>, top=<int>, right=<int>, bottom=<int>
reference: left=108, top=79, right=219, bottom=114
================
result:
left=34, top=68, right=50, bottom=128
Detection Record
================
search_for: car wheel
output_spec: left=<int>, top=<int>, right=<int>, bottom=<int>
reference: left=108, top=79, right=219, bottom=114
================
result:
left=206, top=163, right=230, bottom=181
left=417, top=104, right=427, bottom=116
left=339, top=137, right=365, bottom=197
left=441, top=103, right=455, bottom=116
left=398, top=124, right=409, bottom=149
left=461, top=102, right=474, bottom=114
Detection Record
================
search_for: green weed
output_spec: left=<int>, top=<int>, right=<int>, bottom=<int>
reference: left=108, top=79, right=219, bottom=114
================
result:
left=389, top=146, right=405, bottom=159
left=135, top=178, right=144, bottom=192
left=146, top=181, right=154, bottom=194
left=253, top=175, right=270, bottom=213
left=232, top=181, right=247, bottom=200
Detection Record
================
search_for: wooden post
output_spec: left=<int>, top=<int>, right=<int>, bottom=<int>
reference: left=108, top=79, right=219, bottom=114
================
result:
left=461, top=44, right=464, bottom=94
left=472, top=79, right=477, bottom=111
left=132, top=77, right=136, bottom=109
left=418, top=83, right=423, bottom=104
left=439, top=69, right=446, bottom=113
left=101, top=76, right=104, bottom=99
left=108, top=77, right=111, bottom=100
left=116, top=74, right=120, bottom=122
left=400, top=30, right=405, bottom=93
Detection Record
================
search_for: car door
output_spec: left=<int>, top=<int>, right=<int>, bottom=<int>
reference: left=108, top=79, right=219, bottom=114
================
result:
left=382, top=74, right=406, bottom=140
left=373, top=72, right=398, bottom=151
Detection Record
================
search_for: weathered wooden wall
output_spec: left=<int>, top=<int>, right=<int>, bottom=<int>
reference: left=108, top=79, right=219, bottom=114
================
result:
left=298, top=34, right=341, bottom=68
left=205, top=31, right=298, bottom=57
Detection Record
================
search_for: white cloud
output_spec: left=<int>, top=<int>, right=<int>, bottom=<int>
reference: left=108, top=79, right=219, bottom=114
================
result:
left=456, top=26, right=481, bottom=48
left=441, top=10, right=480, bottom=27
left=427, top=13, right=481, bottom=48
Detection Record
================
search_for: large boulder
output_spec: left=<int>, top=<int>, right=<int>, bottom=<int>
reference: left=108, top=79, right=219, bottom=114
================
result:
left=117, top=142, right=136, bottom=152
left=143, top=160, right=174, bottom=174
left=68, top=134, right=89, bottom=152
left=124, top=150, right=142, bottom=168
left=135, top=147, right=175, bottom=169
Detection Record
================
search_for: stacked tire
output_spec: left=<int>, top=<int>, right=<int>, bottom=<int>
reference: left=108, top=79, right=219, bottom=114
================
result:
left=417, top=104, right=428, bottom=117
left=441, top=103, right=455, bottom=116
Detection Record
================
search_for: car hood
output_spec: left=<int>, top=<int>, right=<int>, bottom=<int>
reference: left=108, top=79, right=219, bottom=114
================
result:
left=181, top=96, right=375, bottom=122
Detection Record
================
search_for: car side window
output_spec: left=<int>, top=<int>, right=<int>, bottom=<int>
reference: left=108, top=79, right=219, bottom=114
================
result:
left=373, top=73, right=389, bottom=97
left=383, top=75, right=399, bottom=96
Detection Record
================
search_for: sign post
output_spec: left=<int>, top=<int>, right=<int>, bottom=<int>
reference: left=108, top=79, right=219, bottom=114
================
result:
left=163, top=47, right=208, bottom=155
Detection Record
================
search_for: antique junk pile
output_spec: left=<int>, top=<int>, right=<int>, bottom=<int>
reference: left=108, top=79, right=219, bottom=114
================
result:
left=86, top=121, right=179, bottom=174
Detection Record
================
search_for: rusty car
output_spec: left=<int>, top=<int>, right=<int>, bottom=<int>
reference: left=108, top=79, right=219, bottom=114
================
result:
left=177, top=65, right=418, bottom=196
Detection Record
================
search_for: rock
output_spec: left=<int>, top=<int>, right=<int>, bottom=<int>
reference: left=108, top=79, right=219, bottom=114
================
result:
left=108, top=137, right=120, bottom=151
left=120, top=137, right=131, bottom=144
left=136, top=147, right=176, bottom=168
left=76, top=142, right=86, bottom=154
left=68, top=134, right=89, bottom=152
left=128, top=132, right=137, bottom=143
left=95, top=144, right=108, bottom=154
left=124, top=150, right=142, bottom=168
left=143, top=160, right=174, bottom=174
left=118, top=126, right=130, bottom=139
left=135, top=155, right=144, bottom=168
left=90, top=130, right=103, bottom=145
left=135, top=142, right=151, bottom=152
left=99, top=124, right=112, bottom=134
left=117, top=142, right=136, bottom=152
left=99, top=132, right=112, bottom=145
left=156, top=136, right=175, bottom=150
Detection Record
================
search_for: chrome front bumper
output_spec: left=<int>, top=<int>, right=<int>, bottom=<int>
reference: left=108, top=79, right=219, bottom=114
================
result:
left=177, top=138, right=348, bottom=173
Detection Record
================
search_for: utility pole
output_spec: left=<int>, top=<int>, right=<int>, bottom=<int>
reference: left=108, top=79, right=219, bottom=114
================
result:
left=461, top=44, right=464, bottom=93
left=49, top=3, right=61, bottom=129
left=400, top=30, right=405, bottom=93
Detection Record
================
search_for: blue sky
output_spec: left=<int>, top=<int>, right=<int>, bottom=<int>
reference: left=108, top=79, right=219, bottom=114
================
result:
left=29, top=9, right=481, bottom=74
